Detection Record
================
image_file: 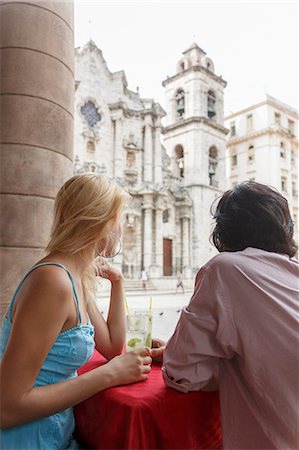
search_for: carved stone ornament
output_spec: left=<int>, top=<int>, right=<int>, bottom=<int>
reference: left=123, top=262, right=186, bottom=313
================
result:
left=123, top=132, right=142, bottom=150
left=82, top=126, right=100, bottom=141
left=128, top=197, right=142, bottom=211
left=162, top=146, right=171, bottom=169
left=124, top=169, right=138, bottom=186
left=74, top=158, right=106, bottom=175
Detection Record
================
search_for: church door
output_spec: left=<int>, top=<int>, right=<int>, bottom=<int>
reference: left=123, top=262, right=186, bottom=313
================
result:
left=163, top=238, right=172, bottom=276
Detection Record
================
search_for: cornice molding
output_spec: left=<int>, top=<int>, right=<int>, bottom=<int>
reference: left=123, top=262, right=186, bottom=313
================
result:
left=163, top=116, right=229, bottom=135
left=162, top=65, right=227, bottom=88
left=108, top=102, right=165, bottom=120
left=227, top=126, right=299, bottom=147
left=225, top=99, right=298, bottom=121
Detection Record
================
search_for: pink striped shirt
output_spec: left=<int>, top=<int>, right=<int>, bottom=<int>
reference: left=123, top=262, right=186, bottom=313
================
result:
left=163, top=247, right=299, bottom=449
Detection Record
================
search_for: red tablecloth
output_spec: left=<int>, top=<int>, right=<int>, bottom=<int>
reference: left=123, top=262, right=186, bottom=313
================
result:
left=75, top=350, right=222, bottom=450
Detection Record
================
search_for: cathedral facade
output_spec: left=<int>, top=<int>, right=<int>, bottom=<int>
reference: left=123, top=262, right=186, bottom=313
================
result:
left=74, top=41, right=228, bottom=286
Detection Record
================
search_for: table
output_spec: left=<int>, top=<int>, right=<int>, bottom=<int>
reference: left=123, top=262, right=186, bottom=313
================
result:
left=74, top=350, right=222, bottom=450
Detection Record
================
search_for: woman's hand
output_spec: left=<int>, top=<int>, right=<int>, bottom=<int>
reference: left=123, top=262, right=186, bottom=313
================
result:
left=106, top=347, right=152, bottom=386
left=150, top=338, right=166, bottom=363
left=95, top=258, right=124, bottom=282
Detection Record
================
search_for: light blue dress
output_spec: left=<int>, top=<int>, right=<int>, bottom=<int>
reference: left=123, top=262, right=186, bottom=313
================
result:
left=0, top=263, right=95, bottom=450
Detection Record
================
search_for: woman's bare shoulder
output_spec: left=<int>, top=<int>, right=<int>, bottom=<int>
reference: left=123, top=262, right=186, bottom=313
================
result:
left=13, top=264, right=74, bottom=319
left=24, top=264, right=73, bottom=293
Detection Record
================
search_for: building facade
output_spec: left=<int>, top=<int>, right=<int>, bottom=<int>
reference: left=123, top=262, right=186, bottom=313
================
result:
left=225, top=94, right=299, bottom=241
left=74, top=41, right=227, bottom=285
left=162, top=43, right=228, bottom=269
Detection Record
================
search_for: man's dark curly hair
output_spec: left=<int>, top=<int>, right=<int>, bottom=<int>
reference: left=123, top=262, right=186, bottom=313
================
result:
left=211, top=181, right=297, bottom=257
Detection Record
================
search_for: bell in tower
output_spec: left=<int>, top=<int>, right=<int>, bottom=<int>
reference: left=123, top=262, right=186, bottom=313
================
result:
left=175, top=89, right=185, bottom=118
left=207, top=90, right=216, bottom=118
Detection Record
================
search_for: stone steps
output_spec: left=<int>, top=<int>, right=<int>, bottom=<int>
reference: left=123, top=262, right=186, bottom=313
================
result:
left=124, top=279, right=157, bottom=291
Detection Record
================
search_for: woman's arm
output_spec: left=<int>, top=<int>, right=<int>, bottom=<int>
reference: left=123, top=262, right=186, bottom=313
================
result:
left=89, top=260, right=126, bottom=359
left=0, top=268, right=151, bottom=429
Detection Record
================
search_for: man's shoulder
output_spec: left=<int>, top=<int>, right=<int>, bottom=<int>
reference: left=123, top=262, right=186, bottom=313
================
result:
left=203, top=247, right=297, bottom=274
left=204, top=249, right=244, bottom=269
left=203, top=247, right=267, bottom=272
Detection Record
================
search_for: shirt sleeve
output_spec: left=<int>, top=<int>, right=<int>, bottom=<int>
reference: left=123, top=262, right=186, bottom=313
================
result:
left=162, top=262, right=239, bottom=393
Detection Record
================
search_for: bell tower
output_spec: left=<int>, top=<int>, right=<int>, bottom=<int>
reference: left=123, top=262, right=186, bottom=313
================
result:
left=162, top=43, right=229, bottom=270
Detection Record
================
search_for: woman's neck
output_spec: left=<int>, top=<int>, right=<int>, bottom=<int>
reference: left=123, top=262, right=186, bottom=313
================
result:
left=40, top=251, right=93, bottom=277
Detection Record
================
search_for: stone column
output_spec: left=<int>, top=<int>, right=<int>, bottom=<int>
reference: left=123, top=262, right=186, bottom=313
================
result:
left=0, top=1, right=74, bottom=316
left=154, top=205, right=163, bottom=276
left=184, top=90, right=190, bottom=117
left=134, top=216, right=142, bottom=279
left=182, top=217, right=191, bottom=274
left=113, top=113, right=123, bottom=180
left=154, top=118, right=163, bottom=184
left=142, top=195, right=153, bottom=272
left=143, top=115, right=153, bottom=183
left=171, top=97, right=176, bottom=124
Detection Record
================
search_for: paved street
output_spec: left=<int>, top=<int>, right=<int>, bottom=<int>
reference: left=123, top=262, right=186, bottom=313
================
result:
left=97, top=290, right=193, bottom=341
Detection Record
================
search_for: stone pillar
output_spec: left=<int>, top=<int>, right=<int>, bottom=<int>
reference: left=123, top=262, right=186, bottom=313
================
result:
left=154, top=118, right=163, bottom=184
left=153, top=206, right=163, bottom=277
left=182, top=217, right=191, bottom=275
left=0, top=1, right=74, bottom=316
left=184, top=90, right=190, bottom=118
left=143, top=116, right=153, bottom=183
left=113, top=113, right=123, bottom=180
left=171, top=98, right=176, bottom=124
left=135, top=216, right=142, bottom=279
left=142, top=195, right=153, bottom=272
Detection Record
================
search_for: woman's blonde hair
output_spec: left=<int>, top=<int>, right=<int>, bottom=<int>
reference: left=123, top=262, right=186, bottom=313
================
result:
left=46, top=173, right=130, bottom=307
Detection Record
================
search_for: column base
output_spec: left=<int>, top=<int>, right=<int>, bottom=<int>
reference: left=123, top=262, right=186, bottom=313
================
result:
left=149, top=265, right=162, bottom=278
left=183, top=267, right=193, bottom=278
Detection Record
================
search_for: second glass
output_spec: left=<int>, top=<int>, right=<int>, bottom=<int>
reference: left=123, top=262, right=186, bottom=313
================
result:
left=126, top=312, right=152, bottom=351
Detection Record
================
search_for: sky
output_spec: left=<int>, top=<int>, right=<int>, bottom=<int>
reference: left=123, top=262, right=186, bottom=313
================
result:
left=74, top=1, right=299, bottom=116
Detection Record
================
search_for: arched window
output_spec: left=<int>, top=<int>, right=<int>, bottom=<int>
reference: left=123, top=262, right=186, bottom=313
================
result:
left=163, top=210, right=170, bottom=223
left=175, top=144, right=184, bottom=178
left=248, top=145, right=254, bottom=162
left=86, top=140, right=95, bottom=153
left=231, top=148, right=237, bottom=167
left=280, top=142, right=286, bottom=158
left=281, top=176, right=287, bottom=192
left=247, top=114, right=253, bottom=132
left=175, top=89, right=185, bottom=118
left=208, top=146, right=218, bottom=186
left=207, top=90, right=216, bottom=118
left=206, top=58, right=214, bottom=72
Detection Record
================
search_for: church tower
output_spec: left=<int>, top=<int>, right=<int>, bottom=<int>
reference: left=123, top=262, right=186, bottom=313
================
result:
left=162, top=43, right=229, bottom=271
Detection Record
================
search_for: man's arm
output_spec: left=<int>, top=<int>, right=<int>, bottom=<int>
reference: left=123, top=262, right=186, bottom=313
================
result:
left=161, top=264, right=238, bottom=393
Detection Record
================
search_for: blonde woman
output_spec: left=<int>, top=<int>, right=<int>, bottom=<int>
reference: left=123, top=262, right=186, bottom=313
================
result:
left=0, top=174, right=152, bottom=450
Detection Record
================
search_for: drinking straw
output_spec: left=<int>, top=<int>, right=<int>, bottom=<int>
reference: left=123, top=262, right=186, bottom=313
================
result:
left=125, top=296, right=132, bottom=328
left=149, top=296, right=153, bottom=317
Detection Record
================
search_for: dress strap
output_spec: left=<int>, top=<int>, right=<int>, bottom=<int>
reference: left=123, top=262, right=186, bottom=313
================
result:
left=7, top=262, right=82, bottom=324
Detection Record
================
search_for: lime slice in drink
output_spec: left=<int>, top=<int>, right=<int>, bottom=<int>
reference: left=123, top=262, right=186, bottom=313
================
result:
left=127, top=337, right=142, bottom=348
